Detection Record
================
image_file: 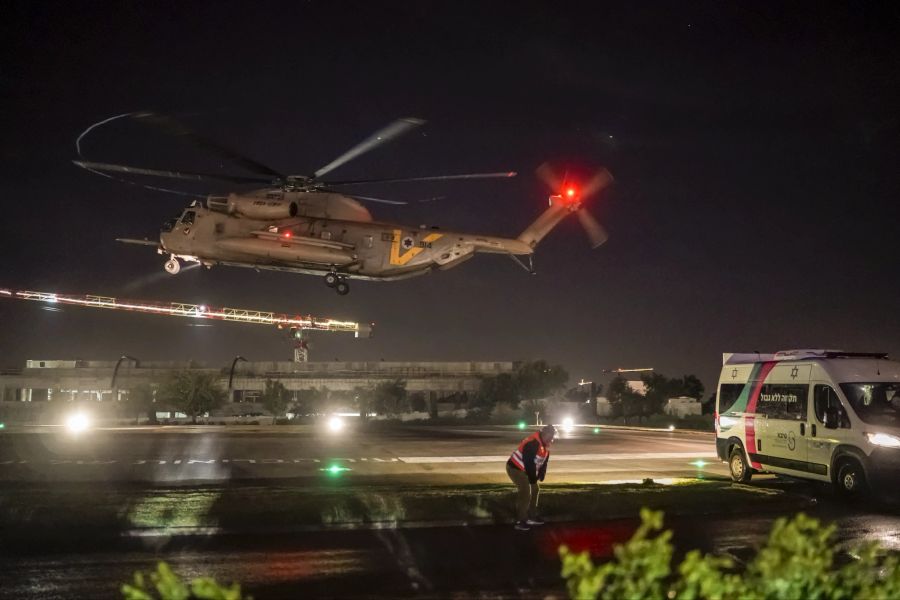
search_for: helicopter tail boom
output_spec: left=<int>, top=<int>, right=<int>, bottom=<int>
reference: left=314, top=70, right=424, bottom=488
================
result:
left=516, top=201, right=570, bottom=249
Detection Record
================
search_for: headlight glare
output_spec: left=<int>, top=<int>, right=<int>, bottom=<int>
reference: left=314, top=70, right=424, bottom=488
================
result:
left=866, top=432, right=900, bottom=448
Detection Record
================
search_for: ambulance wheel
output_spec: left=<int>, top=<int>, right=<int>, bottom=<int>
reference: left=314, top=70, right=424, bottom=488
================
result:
left=324, top=273, right=339, bottom=288
left=335, top=281, right=350, bottom=296
left=729, top=447, right=752, bottom=483
left=835, top=458, right=866, bottom=497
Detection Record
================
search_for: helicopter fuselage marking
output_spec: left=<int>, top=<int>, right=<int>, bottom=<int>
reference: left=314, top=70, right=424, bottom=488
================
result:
left=389, top=229, right=444, bottom=265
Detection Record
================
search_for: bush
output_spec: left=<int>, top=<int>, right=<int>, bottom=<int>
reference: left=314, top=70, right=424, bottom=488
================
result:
left=122, top=562, right=248, bottom=600
left=490, top=401, right=526, bottom=424
left=560, top=508, right=900, bottom=599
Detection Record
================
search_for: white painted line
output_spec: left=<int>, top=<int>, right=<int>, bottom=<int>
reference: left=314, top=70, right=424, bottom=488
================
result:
left=399, top=455, right=509, bottom=464
left=399, top=451, right=717, bottom=464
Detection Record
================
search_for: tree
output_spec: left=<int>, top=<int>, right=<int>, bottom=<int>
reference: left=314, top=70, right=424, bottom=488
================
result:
left=158, top=371, right=226, bottom=424
left=641, top=373, right=673, bottom=419
left=565, top=386, right=589, bottom=403
left=353, top=385, right=374, bottom=420
left=260, top=379, right=291, bottom=423
left=607, top=376, right=643, bottom=420
left=515, top=360, right=568, bottom=404
left=409, top=391, right=427, bottom=412
left=122, top=383, right=157, bottom=425
left=291, top=387, right=326, bottom=417
left=371, top=379, right=408, bottom=416
left=606, top=376, right=628, bottom=419
left=473, top=372, right=519, bottom=413
left=680, top=374, right=705, bottom=400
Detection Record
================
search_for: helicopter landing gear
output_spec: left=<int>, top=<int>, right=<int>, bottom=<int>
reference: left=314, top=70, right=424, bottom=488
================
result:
left=164, top=257, right=181, bottom=275
left=324, top=271, right=349, bottom=295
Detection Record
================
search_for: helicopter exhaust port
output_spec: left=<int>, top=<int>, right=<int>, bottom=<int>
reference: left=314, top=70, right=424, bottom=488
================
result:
left=164, top=257, right=181, bottom=275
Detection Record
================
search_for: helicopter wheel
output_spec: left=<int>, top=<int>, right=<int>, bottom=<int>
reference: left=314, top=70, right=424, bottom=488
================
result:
left=164, top=258, right=181, bottom=275
left=324, top=272, right=339, bottom=288
left=335, top=281, right=350, bottom=296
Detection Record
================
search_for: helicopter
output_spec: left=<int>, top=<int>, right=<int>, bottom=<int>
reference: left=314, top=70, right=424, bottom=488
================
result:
left=74, top=112, right=613, bottom=295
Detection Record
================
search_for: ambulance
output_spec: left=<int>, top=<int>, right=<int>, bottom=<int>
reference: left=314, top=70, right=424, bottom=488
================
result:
left=715, top=350, right=900, bottom=495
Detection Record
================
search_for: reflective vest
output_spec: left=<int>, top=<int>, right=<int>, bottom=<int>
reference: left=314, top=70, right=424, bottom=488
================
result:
left=509, top=432, right=549, bottom=472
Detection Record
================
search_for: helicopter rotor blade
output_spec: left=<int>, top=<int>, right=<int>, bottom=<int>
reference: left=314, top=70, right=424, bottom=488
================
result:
left=576, top=208, right=609, bottom=249
left=324, top=171, right=516, bottom=186
left=312, top=117, right=425, bottom=180
left=315, top=187, right=408, bottom=205
left=131, top=112, right=287, bottom=180
left=73, top=160, right=272, bottom=185
left=536, top=162, right=563, bottom=191
left=581, top=168, right=615, bottom=198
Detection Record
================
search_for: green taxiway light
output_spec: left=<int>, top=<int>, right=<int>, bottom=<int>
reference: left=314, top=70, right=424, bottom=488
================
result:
left=321, top=464, right=351, bottom=476
left=690, top=459, right=708, bottom=469
left=517, top=421, right=526, bottom=430
left=0, top=423, right=5, bottom=429
left=593, top=427, right=600, bottom=434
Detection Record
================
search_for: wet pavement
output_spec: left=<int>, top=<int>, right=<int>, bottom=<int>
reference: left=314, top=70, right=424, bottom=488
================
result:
left=0, top=423, right=724, bottom=484
left=1, top=424, right=898, bottom=598
left=2, top=492, right=898, bottom=599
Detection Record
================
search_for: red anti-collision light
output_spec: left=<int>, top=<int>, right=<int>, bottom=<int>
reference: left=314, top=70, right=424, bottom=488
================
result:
left=566, top=188, right=576, bottom=198
left=283, top=230, right=292, bottom=238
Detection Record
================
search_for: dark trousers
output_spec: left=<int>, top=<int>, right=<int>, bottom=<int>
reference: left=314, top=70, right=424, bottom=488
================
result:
left=506, top=462, right=539, bottom=521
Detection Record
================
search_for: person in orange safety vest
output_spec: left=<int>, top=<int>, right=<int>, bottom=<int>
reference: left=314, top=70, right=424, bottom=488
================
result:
left=506, top=424, right=556, bottom=530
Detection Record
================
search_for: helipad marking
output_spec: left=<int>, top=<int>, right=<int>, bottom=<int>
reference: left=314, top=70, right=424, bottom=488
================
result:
left=398, top=451, right=717, bottom=464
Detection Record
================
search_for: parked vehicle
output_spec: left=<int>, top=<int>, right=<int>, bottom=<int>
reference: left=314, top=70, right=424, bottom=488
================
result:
left=715, top=349, right=900, bottom=495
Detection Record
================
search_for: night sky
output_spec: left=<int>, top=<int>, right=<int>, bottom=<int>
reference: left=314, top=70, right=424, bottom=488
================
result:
left=2, top=2, right=898, bottom=391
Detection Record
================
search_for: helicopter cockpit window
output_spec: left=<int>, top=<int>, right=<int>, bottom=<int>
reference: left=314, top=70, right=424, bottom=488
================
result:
left=181, top=211, right=196, bottom=226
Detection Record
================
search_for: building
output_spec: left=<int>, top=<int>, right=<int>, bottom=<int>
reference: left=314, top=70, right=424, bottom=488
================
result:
left=0, top=359, right=514, bottom=423
left=663, top=396, right=702, bottom=418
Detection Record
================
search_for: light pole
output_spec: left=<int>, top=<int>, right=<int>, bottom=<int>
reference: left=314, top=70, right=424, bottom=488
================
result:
left=229, top=356, right=247, bottom=403
left=578, top=378, right=597, bottom=421
left=111, top=355, right=139, bottom=402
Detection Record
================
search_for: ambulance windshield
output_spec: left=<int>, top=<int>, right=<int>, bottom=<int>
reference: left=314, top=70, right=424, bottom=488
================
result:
left=840, top=383, right=900, bottom=426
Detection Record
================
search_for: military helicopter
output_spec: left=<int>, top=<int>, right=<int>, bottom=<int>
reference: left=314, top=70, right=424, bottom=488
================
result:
left=74, top=113, right=612, bottom=295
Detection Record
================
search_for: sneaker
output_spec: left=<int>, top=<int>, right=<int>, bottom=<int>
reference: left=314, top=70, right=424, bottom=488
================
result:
left=514, top=520, right=531, bottom=531
left=526, top=517, right=546, bottom=526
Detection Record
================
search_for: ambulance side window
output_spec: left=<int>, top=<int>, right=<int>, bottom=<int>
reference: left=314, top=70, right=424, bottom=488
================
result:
left=758, top=384, right=808, bottom=421
left=813, top=385, right=850, bottom=428
left=718, top=384, right=744, bottom=414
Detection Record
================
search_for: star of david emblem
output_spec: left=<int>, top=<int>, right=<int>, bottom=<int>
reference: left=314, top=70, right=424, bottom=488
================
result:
left=790, top=366, right=799, bottom=379
left=401, top=237, right=414, bottom=250
left=731, top=369, right=738, bottom=379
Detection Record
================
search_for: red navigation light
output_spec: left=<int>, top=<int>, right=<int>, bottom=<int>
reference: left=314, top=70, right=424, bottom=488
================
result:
left=283, top=230, right=292, bottom=238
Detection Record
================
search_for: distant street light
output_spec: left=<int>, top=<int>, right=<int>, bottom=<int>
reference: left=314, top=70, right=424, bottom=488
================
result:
left=578, top=379, right=595, bottom=403
left=229, top=356, right=248, bottom=402
left=111, top=355, right=139, bottom=401
left=578, top=379, right=597, bottom=424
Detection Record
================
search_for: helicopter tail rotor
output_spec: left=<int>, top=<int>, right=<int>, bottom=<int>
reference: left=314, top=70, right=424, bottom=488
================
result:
left=521, top=163, right=613, bottom=249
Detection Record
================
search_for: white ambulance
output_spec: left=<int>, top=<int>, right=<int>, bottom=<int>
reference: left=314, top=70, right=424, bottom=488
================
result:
left=715, top=350, right=900, bottom=495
